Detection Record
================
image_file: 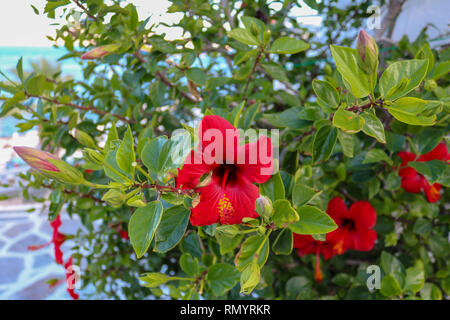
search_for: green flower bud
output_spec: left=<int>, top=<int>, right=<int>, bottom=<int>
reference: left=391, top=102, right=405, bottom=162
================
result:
left=255, top=195, right=273, bottom=218
left=424, top=79, right=437, bottom=91
left=101, top=189, right=126, bottom=208
left=74, top=130, right=96, bottom=149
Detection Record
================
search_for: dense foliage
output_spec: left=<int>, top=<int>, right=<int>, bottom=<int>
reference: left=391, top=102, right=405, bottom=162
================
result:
left=1, top=0, right=449, bottom=300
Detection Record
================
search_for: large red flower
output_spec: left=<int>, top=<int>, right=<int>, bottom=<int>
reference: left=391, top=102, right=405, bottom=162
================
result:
left=177, top=115, right=274, bottom=226
left=398, top=142, right=449, bottom=203
left=326, top=197, right=377, bottom=255
left=293, top=234, right=337, bottom=283
left=28, top=215, right=66, bottom=264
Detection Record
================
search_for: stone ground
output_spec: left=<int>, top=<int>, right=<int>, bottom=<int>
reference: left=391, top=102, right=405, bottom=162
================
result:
left=0, top=196, right=84, bottom=300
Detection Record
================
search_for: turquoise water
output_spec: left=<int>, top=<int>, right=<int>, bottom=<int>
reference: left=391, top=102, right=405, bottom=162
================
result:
left=0, top=46, right=82, bottom=137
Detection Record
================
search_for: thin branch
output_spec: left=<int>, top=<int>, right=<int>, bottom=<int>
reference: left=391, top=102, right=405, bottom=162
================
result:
left=25, top=92, right=135, bottom=124
left=71, top=0, right=98, bottom=21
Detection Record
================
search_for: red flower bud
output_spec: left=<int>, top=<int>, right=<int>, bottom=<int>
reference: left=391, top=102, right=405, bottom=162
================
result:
left=13, top=146, right=59, bottom=172
left=357, top=30, right=377, bottom=62
left=81, top=44, right=119, bottom=60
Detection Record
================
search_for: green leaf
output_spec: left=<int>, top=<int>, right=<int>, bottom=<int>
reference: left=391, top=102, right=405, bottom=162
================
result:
left=289, top=205, right=337, bottom=235
left=363, top=149, right=393, bottom=165
left=270, top=37, right=309, bottom=54
left=240, top=262, right=260, bottom=294
left=235, top=234, right=269, bottom=271
left=292, top=183, right=321, bottom=208
left=379, top=59, right=428, bottom=100
left=141, top=136, right=173, bottom=174
left=139, top=273, right=169, bottom=288
left=420, top=283, right=442, bottom=300
left=272, top=199, right=299, bottom=228
left=206, top=263, right=240, bottom=296
left=333, top=108, right=364, bottom=133
left=26, top=74, right=48, bottom=96
left=241, top=16, right=266, bottom=42
left=272, top=228, right=293, bottom=255
left=259, top=171, right=285, bottom=202
left=404, top=264, right=425, bottom=294
left=337, top=130, right=354, bottom=158
left=312, top=124, right=338, bottom=163
left=360, top=111, right=386, bottom=143
left=154, top=205, right=190, bottom=253
left=312, top=79, right=339, bottom=110
left=186, top=67, right=206, bottom=86
left=432, top=60, right=450, bottom=80
left=387, top=97, right=436, bottom=126
left=413, top=128, right=444, bottom=155
left=16, top=57, right=23, bottom=81
left=380, top=251, right=405, bottom=285
left=129, top=201, right=164, bottom=258
left=228, top=28, right=260, bottom=46
left=180, top=253, right=200, bottom=276
left=104, top=149, right=132, bottom=183
left=330, top=45, right=371, bottom=98
left=380, top=274, right=403, bottom=297
left=116, top=126, right=135, bottom=177
left=408, top=160, right=447, bottom=184
left=260, top=62, right=289, bottom=82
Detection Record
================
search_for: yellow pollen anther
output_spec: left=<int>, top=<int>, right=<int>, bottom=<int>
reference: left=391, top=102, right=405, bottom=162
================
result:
left=217, top=194, right=234, bottom=222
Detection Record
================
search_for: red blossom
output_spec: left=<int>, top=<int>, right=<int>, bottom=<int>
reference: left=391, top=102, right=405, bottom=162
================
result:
left=176, top=115, right=274, bottom=226
left=293, top=234, right=337, bottom=283
left=64, top=257, right=79, bottom=300
left=28, top=215, right=66, bottom=264
left=398, top=142, right=449, bottom=203
left=326, top=197, right=377, bottom=255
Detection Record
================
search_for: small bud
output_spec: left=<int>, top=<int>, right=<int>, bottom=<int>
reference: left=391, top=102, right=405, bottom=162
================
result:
left=255, top=195, right=273, bottom=218
left=101, top=189, right=126, bottom=208
left=73, top=130, right=96, bottom=148
left=14, top=146, right=83, bottom=184
left=81, top=44, right=119, bottom=60
left=424, top=79, right=437, bottom=91
left=83, top=148, right=104, bottom=165
left=356, top=30, right=379, bottom=74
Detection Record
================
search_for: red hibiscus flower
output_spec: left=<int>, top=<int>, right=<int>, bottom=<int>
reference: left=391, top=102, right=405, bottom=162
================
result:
left=28, top=215, right=66, bottom=264
left=326, top=197, right=377, bottom=255
left=177, top=115, right=274, bottom=226
left=398, top=142, right=449, bottom=203
left=293, top=234, right=337, bottom=283
left=64, top=257, right=79, bottom=300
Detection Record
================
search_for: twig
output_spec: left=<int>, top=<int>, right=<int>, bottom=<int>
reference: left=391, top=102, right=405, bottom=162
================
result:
left=25, top=92, right=135, bottom=124
left=71, top=0, right=98, bottom=21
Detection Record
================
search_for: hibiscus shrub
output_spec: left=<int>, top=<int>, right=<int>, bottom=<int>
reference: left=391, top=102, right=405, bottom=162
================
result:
left=1, top=0, right=449, bottom=300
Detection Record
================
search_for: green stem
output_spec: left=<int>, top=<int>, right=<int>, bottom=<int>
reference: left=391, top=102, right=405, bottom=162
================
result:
left=135, top=164, right=154, bottom=183
left=83, top=180, right=112, bottom=189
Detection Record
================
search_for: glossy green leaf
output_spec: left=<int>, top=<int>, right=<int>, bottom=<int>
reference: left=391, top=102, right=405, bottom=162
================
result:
left=289, top=205, right=337, bottom=235
left=312, top=124, right=338, bottom=163
left=206, top=263, right=240, bottom=296
left=270, top=37, right=309, bottom=54
left=154, top=205, right=190, bottom=253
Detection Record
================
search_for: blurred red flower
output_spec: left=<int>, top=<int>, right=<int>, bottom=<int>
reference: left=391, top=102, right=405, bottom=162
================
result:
left=326, top=197, right=377, bottom=255
left=28, top=215, right=66, bottom=264
left=64, top=257, right=79, bottom=300
left=398, top=142, right=449, bottom=202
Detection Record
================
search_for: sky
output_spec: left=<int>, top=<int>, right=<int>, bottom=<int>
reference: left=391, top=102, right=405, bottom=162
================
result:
left=0, top=0, right=321, bottom=47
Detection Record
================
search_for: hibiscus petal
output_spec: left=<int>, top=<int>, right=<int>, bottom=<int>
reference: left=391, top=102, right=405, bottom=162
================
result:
left=236, top=135, right=274, bottom=183
left=326, top=197, right=348, bottom=225
left=399, top=169, right=424, bottom=193
left=177, top=150, right=214, bottom=189
left=351, top=228, right=377, bottom=251
left=293, top=234, right=316, bottom=257
left=422, top=180, right=442, bottom=203
left=199, top=115, right=239, bottom=164
left=190, top=182, right=222, bottom=226
left=222, top=176, right=260, bottom=224
left=347, top=201, right=377, bottom=229
left=418, top=142, right=449, bottom=162
left=398, top=151, right=417, bottom=166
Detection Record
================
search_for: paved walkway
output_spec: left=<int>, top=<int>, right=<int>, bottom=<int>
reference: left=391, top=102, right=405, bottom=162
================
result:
left=0, top=197, right=83, bottom=299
